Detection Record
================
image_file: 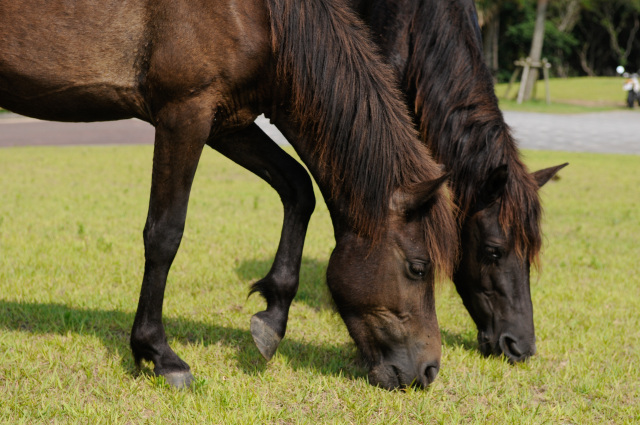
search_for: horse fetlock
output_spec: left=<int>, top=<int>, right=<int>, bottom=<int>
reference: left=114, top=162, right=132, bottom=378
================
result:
left=130, top=326, right=190, bottom=373
left=250, top=274, right=298, bottom=306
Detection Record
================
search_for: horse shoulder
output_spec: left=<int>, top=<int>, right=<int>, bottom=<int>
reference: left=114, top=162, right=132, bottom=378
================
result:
left=142, top=0, right=273, bottom=124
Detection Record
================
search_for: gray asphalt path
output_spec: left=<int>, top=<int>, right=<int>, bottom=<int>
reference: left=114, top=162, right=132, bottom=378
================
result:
left=0, top=114, right=282, bottom=148
left=503, top=110, right=640, bottom=155
left=0, top=114, right=154, bottom=147
left=1, top=111, right=639, bottom=154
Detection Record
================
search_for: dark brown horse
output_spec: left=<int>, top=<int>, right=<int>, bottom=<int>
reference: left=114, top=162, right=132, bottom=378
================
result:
left=351, top=0, right=567, bottom=362
left=0, top=0, right=457, bottom=389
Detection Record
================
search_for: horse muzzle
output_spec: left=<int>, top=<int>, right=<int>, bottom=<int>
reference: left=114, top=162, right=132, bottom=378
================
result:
left=478, top=331, right=536, bottom=363
left=368, top=360, right=440, bottom=390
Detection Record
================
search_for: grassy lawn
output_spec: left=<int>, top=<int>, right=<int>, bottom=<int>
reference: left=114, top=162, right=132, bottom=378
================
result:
left=0, top=145, right=638, bottom=424
left=495, top=76, right=636, bottom=113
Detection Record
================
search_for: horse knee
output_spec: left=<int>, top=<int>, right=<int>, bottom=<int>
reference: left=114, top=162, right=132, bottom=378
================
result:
left=142, top=220, right=184, bottom=265
left=286, top=167, right=316, bottom=218
left=296, top=181, right=316, bottom=219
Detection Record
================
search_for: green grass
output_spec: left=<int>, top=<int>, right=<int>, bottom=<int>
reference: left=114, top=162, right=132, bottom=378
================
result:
left=0, top=145, right=639, bottom=424
left=496, top=76, right=637, bottom=113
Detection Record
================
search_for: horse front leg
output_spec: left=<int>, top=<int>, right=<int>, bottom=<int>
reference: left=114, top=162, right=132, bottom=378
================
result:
left=130, top=101, right=212, bottom=389
left=208, top=123, right=315, bottom=360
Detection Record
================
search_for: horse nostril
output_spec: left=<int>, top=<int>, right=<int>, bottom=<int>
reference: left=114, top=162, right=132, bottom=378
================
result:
left=499, top=334, right=536, bottom=362
left=506, top=336, right=523, bottom=357
left=426, top=364, right=439, bottom=384
left=409, top=362, right=439, bottom=389
left=422, top=362, right=439, bottom=387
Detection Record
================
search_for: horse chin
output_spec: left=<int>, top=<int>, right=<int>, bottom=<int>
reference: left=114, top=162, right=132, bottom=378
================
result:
left=369, top=363, right=438, bottom=391
left=477, top=332, right=496, bottom=357
left=368, top=363, right=402, bottom=390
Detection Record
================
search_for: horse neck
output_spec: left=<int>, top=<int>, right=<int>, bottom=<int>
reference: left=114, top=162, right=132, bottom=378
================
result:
left=266, top=0, right=441, bottom=240
left=362, top=0, right=543, bottom=261
left=363, top=0, right=522, bottom=213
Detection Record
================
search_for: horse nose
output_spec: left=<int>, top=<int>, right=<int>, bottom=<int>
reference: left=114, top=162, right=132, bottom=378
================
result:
left=412, top=361, right=440, bottom=388
left=499, top=333, right=536, bottom=363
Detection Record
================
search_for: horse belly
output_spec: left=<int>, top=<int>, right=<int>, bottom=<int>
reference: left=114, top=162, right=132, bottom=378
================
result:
left=0, top=0, right=148, bottom=122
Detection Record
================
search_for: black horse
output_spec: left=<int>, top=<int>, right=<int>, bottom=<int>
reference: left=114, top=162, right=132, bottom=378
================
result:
left=0, top=0, right=457, bottom=389
left=352, top=0, right=567, bottom=362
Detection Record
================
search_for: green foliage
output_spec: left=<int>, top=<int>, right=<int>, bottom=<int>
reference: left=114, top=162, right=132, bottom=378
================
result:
left=504, top=21, right=579, bottom=57
left=581, top=0, right=640, bottom=14
left=1, top=145, right=639, bottom=423
left=484, top=0, right=640, bottom=80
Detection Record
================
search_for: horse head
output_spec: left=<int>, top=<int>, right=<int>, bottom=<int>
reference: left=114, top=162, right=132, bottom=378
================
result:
left=326, top=174, right=454, bottom=389
left=454, top=163, right=567, bottom=363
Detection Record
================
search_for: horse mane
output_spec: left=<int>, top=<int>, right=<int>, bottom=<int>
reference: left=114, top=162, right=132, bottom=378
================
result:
left=265, top=0, right=458, bottom=277
left=400, top=0, right=542, bottom=264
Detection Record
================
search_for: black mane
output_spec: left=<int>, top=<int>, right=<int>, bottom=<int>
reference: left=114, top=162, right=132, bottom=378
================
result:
left=381, top=0, right=543, bottom=262
left=266, top=0, right=458, bottom=274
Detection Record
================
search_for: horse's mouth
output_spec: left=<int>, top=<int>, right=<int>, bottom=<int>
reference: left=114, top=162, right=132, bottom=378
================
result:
left=368, top=363, right=403, bottom=390
left=477, top=333, right=495, bottom=357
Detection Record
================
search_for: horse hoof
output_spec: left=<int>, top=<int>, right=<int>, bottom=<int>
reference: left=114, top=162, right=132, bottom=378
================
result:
left=163, top=371, right=195, bottom=389
left=250, top=315, right=282, bottom=361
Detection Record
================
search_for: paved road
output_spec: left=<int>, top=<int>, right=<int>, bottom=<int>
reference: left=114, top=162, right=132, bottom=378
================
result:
left=0, top=114, right=155, bottom=147
left=1, top=111, right=639, bottom=154
left=503, top=110, right=640, bottom=155
left=0, top=114, right=280, bottom=148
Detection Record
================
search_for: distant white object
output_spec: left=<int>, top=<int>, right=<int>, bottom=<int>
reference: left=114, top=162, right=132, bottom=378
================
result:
left=622, top=75, right=639, bottom=93
left=617, top=65, right=625, bottom=75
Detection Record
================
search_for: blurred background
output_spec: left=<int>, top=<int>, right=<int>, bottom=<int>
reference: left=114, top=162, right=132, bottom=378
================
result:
left=476, top=0, right=640, bottom=81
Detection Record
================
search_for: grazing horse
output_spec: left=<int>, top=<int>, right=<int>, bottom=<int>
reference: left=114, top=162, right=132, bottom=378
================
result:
left=351, top=0, right=567, bottom=362
left=0, top=0, right=457, bottom=389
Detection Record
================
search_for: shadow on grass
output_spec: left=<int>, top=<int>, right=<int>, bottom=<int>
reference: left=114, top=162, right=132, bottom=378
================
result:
left=440, top=329, right=477, bottom=352
left=0, top=300, right=366, bottom=383
left=237, top=256, right=480, bottom=354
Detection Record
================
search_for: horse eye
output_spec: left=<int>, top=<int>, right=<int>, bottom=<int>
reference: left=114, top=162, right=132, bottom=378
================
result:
left=484, top=246, right=502, bottom=261
left=408, top=262, right=427, bottom=278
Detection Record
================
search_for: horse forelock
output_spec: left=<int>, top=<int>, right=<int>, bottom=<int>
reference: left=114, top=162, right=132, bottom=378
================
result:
left=266, top=0, right=457, bottom=273
left=495, top=132, right=543, bottom=267
left=421, top=185, right=460, bottom=284
left=401, top=0, right=542, bottom=265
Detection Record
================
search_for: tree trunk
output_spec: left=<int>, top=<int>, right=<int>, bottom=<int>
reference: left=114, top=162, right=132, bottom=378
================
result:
left=479, top=1, right=501, bottom=81
left=578, top=43, right=595, bottom=77
left=482, top=11, right=500, bottom=81
left=522, top=0, right=548, bottom=101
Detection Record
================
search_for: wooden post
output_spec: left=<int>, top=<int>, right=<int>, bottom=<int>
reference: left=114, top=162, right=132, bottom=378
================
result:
left=517, top=58, right=531, bottom=104
left=542, top=58, right=551, bottom=105
left=510, top=57, right=552, bottom=104
left=522, top=0, right=548, bottom=101
left=504, top=67, right=522, bottom=99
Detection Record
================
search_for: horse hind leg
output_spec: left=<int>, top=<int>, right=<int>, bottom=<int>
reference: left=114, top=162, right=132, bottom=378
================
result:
left=130, top=99, right=213, bottom=389
left=208, top=123, right=315, bottom=361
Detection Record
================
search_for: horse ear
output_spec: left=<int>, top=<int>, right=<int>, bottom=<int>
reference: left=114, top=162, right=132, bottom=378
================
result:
left=532, top=163, right=569, bottom=188
left=393, top=172, right=450, bottom=216
left=479, top=164, right=508, bottom=206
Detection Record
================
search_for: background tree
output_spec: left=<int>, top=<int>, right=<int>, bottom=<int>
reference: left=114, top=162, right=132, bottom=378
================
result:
left=577, top=0, right=640, bottom=74
left=477, top=0, right=503, bottom=79
left=521, top=0, right=549, bottom=100
left=476, top=0, right=640, bottom=82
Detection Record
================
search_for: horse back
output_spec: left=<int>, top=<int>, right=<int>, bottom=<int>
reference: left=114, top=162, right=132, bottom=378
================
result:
left=0, top=0, right=272, bottom=125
